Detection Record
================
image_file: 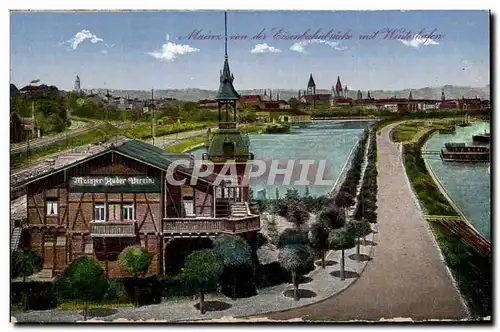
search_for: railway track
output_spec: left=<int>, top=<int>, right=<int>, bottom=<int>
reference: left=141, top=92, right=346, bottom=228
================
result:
left=10, top=122, right=101, bottom=154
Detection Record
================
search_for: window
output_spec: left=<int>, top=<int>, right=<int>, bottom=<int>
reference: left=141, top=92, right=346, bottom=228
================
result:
left=46, top=200, right=58, bottom=216
left=94, top=204, right=106, bottom=221
left=123, top=204, right=134, bottom=221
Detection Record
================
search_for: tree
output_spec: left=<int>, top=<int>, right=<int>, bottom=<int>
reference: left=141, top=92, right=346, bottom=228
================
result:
left=118, top=246, right=152, bottom=306
left=11, top=250, right=41, bottom=283
left=318, top=205, right=346, bottom=230
left=11, top=250, right=42, bottom=310
left=287, top=199, right=309, bottom=230
left=309, top=222, right=330, bottom=268
left=277, top=228, right=309, bottom=248
left=56, top=257, right=109, bottom=320
left=278, top=244, right=315, bottom=301
left=213, top=235, right=253, bottom=299
left=334, top=190, right=356, bottom=218
left=182, top=249, right=223, bottom=315
left=118, top=246, right=151, bottom=278
left=347, top=220, right=372, bottom=261
left=329, top=229, right=356, bottom=280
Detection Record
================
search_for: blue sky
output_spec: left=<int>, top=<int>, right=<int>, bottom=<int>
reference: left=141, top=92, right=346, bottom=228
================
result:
left=10, top=10, right=490, bottom=91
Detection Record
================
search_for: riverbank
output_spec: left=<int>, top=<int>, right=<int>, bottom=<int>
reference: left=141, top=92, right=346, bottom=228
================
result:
left=398, top=123, right=491, bottom=318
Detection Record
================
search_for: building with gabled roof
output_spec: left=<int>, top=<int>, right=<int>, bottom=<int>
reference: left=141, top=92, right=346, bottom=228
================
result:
left=14, top=138, right=260, bottom=278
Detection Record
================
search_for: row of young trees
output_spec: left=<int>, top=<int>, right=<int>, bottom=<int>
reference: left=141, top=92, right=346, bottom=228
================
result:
left=308, top=129, right=378, bottom=282
left=335, top=128, right=370, bottom=212
left=353, top=129, right=378, bottom=225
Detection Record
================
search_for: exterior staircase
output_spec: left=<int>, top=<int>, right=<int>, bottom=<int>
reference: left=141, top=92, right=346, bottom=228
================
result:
left=215, top=200, right=231, bottom=218
left=11, top=227, right=22, bottom=252
left=230, top=202, right=249, bottom=218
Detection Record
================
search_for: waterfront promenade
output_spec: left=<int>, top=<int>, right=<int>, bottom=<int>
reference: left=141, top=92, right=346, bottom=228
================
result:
left=257, top=122, right=468, bottom=321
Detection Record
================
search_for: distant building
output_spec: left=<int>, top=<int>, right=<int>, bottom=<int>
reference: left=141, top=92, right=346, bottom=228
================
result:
left=238, top=95, right=262, bottom=105
left=198, top=99, right=218, bottom=108
left=74, top=75, right=81, bottom=93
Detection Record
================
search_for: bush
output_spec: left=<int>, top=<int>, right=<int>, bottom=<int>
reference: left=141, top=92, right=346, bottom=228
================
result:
left=55, top=256, right=109, bottom=319
left=254, top=262, right=291, bottom=288
left=11, top=282, right=57, bottom=311
left=159, top=274, right=196, bottom=299
left=11, top=250, right=42, bottom=282
left=102, top=279, right=129, bottom=304
left=120, top=276, right=162, bottom=306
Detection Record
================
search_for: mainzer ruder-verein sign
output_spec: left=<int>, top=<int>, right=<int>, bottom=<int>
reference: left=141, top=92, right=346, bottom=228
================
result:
left=69, top=176, right=160, bottom=193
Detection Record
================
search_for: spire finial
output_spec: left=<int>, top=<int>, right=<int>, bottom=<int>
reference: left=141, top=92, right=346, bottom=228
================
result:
left=224, top=11, right=228, bottom=59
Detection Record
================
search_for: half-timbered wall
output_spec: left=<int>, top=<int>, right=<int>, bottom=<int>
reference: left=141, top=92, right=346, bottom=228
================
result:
left=26, top=151, right=163, bottom=277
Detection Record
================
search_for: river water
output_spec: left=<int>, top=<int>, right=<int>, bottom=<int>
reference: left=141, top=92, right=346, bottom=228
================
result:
left=423, top=122, right=491, bottom=240
left=189, top=121, right=373, bottom=199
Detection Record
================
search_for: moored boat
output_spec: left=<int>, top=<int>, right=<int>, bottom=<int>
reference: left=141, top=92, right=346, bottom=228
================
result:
left=472, top=132, right=490, bottom=143
left=440, top=142, right=489, bottom=162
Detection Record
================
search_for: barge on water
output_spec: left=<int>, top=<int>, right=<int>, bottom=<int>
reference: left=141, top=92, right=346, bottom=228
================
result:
left=472, top=132, right=490, bottom=143
left=440, top=142, right=490, bottom=162
left=438, top=126, right=456, bottom=134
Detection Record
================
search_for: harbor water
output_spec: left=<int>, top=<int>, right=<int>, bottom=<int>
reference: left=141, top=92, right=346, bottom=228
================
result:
left=189, top=121, right=373, bottom=199
left=423, top=122, right=491, bottom=240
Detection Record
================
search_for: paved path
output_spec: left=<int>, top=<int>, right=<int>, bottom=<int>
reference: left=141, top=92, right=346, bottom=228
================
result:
left=253, top=123, right=468, bottom=322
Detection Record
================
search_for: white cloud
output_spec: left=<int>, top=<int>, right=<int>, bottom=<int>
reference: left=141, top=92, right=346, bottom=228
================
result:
left=147, top=42, right=199, bottom=61
left=250, top=43, right=281, bottom=53
left=289, top=39, right=346, bottom=54
left=101, top=50, right=108, bottom=54
left=399, top=38, right=439, bottom=48
left=104, top=43, right=115, bottom=48
left=65, top=29, right=104, bottom=50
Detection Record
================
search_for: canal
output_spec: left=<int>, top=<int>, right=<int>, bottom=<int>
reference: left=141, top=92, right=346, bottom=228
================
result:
left=189, top=121, right=373, bottom=199
left=423, top=121, right=491, bottom=240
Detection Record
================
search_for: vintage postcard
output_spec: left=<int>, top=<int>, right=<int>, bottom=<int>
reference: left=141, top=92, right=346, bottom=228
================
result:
left=9, top=9, right=491, bottom=323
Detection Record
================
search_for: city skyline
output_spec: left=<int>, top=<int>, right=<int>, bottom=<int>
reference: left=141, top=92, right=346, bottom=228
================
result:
left=10, top=10, right=490, bottom=91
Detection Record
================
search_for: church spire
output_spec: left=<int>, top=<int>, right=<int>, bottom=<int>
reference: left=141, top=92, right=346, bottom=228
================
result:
left=307, top=74, right=316, bottom=88
left=216, top=11, right=239, bottom=102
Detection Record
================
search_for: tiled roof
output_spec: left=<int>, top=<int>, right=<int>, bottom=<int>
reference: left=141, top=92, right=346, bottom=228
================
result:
left=114, top=140, right=189, bottom=171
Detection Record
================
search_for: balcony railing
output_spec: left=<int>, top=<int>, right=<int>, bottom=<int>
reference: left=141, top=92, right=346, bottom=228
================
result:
left=163, top=215, right=260, bottom=234
left=89, top=221, right=137, bottom=237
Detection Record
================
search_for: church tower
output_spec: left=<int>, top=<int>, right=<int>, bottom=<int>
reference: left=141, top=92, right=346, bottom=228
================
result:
left=74, top=75, right=81, bottom=94
left=357, top=90, right=363, bottom=100
left=204, top=12, right=252, bottom=201
left=335, top=76, right=343, bottom=99
left=307, top=74, right=316, bottom=107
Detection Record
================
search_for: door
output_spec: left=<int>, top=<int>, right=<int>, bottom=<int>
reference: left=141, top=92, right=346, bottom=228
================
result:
left=108, top=204, right=121, bottom=221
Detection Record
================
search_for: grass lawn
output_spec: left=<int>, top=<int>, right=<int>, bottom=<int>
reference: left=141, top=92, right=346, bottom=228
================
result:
left=430, top=222, right=492, bottom=318
left=58, top=301, right=133, bottom=311
left=391, top=121, right=452, bottom=142
left=166, top=136, right=206, bottom=153
left=402, top=130, right=458, bottom=216
left=123, top=122, right=214, bottom=139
